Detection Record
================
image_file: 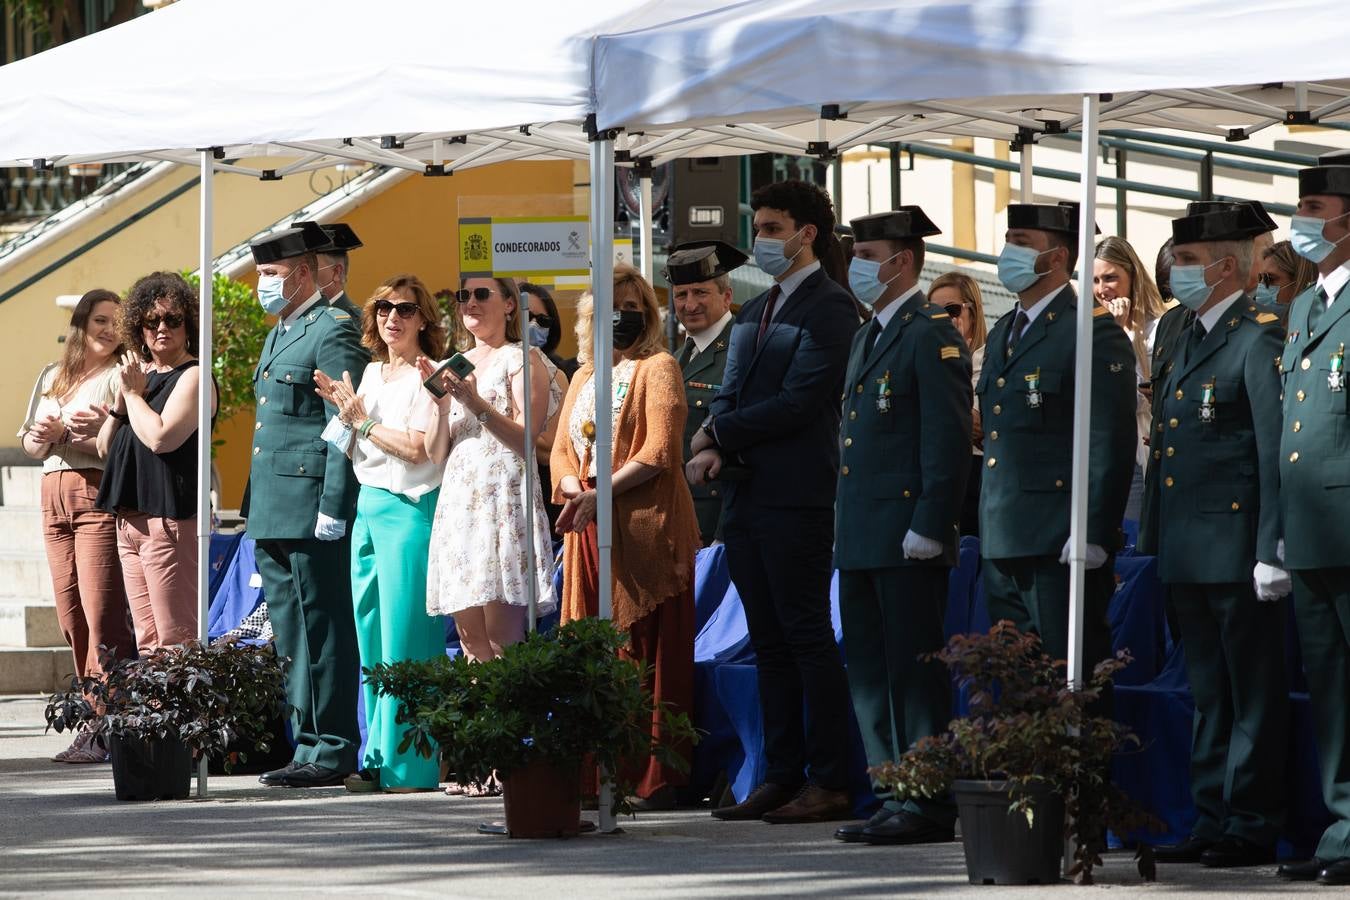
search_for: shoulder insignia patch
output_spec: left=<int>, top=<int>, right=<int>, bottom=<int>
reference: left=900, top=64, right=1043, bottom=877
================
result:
left=1093, top=306, right=1111, bottom=318
left=331, top=312, right=350, bottom=320
left=1109, top=361, right=1124, bottom=373
left=939, top=346, right=961, bottom=360
left=930, top=312, right=950, bottom=319
left=1255, top=312, right=1279, bottom=325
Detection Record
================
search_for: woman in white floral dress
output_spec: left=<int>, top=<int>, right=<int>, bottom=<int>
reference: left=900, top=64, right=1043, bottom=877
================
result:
left=420, top=275, right=559, bottom=661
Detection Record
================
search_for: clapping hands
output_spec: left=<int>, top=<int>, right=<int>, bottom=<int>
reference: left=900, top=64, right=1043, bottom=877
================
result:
left=314, top=369, right=367, bottom=426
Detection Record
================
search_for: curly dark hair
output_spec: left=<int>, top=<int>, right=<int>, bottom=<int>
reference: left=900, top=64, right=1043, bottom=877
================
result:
left=750, top=179, right=847, bottom=286
left=121, top=271, right=199, bottom=361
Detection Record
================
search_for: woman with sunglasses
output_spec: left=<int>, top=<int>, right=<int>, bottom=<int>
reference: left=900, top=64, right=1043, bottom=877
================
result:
left=19, top=289, right=135, bottom=764
left=419, top=276, right=560, bottom=666
left=96, top=272, right=216, bottom=653
left=928, top=271, right=988, bottom=537
left=314, top=273, right=447, bottom=794
left=1256, top=240, right=1316, bottom=323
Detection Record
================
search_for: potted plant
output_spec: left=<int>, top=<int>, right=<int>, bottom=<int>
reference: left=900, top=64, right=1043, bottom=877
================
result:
left=45, top=641, right=290, bottom=801
left=871, top=622, right=1159, bottom=886
left=367, top=617, right=697, bottom=838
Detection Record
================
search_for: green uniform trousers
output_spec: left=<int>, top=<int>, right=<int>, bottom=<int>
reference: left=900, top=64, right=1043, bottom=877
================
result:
left=838, top=566, right=955, bottom=827
left=350, top=485, right=444, bottom=789
left=255, top=536, right=361, bottom=772
left=1171, top=583, right=1288, bottom=845
left=1291, top=568, right=1350, bottom=862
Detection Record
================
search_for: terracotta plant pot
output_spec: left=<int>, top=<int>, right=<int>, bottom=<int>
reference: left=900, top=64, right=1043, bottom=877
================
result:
left=951, top=779, right=1065, bottom=885
left=501, top=759, right=582, bottom=838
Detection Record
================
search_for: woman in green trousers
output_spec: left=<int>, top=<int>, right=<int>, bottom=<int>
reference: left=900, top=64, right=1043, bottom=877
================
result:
left=316, top=274, right=447, bottom=792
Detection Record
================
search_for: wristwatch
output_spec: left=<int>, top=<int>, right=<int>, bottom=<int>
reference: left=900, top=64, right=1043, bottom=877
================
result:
left=700, top=414, right=719, bottom=446
left=476, top=409, right=491, bottom=425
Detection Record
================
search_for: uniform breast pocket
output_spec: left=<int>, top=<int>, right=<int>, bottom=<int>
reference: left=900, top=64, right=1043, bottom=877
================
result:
left=1016, top=368, right=1063, bottom=419
left=275, top=365, right=320, bottom=417
left=1315, top=367, right=1350, bottom=415
left=273, top=450, right=325, bottom=479
left=873, top=376, right=911, bottom=430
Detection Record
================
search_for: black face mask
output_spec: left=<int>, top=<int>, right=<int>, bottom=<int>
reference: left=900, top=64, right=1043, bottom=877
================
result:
left=612, top=309, right=645, bottom=350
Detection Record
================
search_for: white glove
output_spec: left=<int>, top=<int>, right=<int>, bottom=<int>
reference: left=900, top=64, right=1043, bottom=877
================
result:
left=902, top=529, right=943, bottom=560
left=1059, top=538, right=1108, bottom=569
left=315, top=513, right=347, bottom=541
left=1253, top=562, right=1291, bottom=602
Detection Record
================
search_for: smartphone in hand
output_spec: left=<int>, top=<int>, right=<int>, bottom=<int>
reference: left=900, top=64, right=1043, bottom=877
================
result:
left=423, top=353, right=476, bottom=398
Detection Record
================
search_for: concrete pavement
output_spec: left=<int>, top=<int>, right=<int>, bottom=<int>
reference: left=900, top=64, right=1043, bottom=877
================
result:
left=0, top=696, right=1339, bottom=898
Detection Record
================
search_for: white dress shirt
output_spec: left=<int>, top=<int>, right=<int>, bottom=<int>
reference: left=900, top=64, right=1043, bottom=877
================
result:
left=688, top=310, right=735, bottom=358
left=1317, top=260, right=1350, bottom=308
left=770, top=260, right=822, bottom=320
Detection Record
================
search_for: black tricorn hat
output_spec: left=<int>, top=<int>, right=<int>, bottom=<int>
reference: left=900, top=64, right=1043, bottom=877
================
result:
left=294, top=221, right=364, bottom=253
left=1185, top=199, right=1277, bottom=233
left=849, top=206, right=941, bottom=242
left=1172, top=202, right=1270, bottom=245
left=1007, top=201, right=1100, bottom=235
left=663, top=240, right=748, bottom=286
left=1300, top=150, right=1350, bottom=198
left=249, top=222, right=330, bottom=264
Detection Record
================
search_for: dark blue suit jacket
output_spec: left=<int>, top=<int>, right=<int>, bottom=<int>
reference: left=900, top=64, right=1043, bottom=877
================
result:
left=708, top=267, right=859, bottom=509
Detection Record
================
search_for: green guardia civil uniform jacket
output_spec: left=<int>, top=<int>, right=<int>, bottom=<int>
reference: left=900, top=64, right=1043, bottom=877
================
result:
left=1279, top=280, right=1350, bottom=570
left=976, top=285, right=1137, bottom=558
left=834, top=292, right=972, bottom=570
left=329, top=290, right=363, bottom=322
left=1137, top=298, right=1285, bottom=581
left=681, top=316, right=736, bottom=543
left=241, top=300, right=367, bottom=539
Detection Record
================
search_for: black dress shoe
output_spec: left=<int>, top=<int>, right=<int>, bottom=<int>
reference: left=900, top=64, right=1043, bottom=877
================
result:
left=1200, top=836, right=1275, bottom=868
left=258, top=761, right=300, bottom=786
left=1151, top=835, right=1216, bottom=864
left=279, top=763, right=350, bottom=788
left=834, top=807, right=896, bottom=843
left=1319, top=859, right=1350, bottom=885
left=1277, top=857, right=1327, bottom=881
left=860, top=810, right=955, bottom=845
left=711, top=782, right=799, bottom=821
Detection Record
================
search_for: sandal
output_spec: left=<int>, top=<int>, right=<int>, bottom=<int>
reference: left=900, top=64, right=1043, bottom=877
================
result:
left=59, top=732, right=109, bottom=765
left=344, top=769, right=380, bottom=793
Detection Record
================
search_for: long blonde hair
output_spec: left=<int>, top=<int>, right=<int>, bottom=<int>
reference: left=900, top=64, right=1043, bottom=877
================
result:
left=1094, top=236, right=1168, bottom=374
left=574, top=264, right=667, bottom=365
left=927, top=271, right=987, bottom=353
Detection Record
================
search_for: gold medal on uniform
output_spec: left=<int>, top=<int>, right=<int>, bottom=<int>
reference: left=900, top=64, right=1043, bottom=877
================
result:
left=1329, top=344, right=1345, bottom=393
left=1199, top=379, right=1216, bottom=424
left=1025, top=368, right=1042, bottom=409
left=876, top=370, right=892, bottom=413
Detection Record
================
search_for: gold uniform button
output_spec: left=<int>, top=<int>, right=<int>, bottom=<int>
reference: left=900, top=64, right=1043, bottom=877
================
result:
left=1155, top=423, right=1164, bottom=433
left=1175, top=389, right=1184, bottom=400
left=1231, top=501, right=1240, bottom=511
left=841, top=466, right=850, bottom=476
left=255, top=422, right=262, bottom=431
left=1302, top=358, right=1312, bottom=371
left=1153, top=450, right=1161, bottom=461
left=1294, top=421, right=1302, bottom=432
left=710, top=489, right=718, bottom=497
left=902, top=489, right=912, bottom=498
left=987, top=457, right=997, bottom=469
left=996, top=377, right=1006, bottom=388
left=1168, top=417, right=1178, bottom=428
left=695, top=399, right=703, bottom=407
left=993, top=404, right=1002, bottom=415
left=1055, top=479, right=1064, bottom=488
left=849, top=411, right=857, bottom=421
left=843, top=437, right=853, bottom=447
left=253, top=446, right=260, bottom=455
left=1290, top=451, right=1300, bottom=463
left=260, top=396, right=268, bottom=405
left=856, top=384, right=864, bottom=394
left=1164, top=476, right=1174, bottom=487
left=989, top=430, right=998, bottom=441
left=1166, top=447, right=1175, bottom=457
left=1297, top=390, right=1306, bottom=402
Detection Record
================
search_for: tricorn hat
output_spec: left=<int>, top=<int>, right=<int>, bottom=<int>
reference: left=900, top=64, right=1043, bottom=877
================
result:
left=1007, top=201, right=1100, bottom=236
left=1299, top=150, right=1350, bottom=198
left=249, top=222, right=330, bottom=265
left=849, top=206, right=941, bottom=242
left=663, top=241, right=748, bottom=286
left=1171, top=202, right=1270, bottom=245
left=294, top=221, right=363, bottom=253
left=1185, top=199, right=1276, bottom=233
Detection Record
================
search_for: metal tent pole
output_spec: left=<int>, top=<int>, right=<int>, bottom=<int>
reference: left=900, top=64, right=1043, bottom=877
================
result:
left=1020, top=142, right=1034, bottom=202
left=589, top=136, right=617, bottom=834
left=522, top=298, right=537, bottom=633
left=196, top=148, right=214, bottom=799
left=638, top=173, right=654, bottom=282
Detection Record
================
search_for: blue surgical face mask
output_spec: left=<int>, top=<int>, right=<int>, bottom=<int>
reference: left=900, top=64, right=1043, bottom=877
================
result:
left=257, top=272, right=294, bottom=316
left=847, top=251, right=903, bottom=309
left=1253, top=282, right=1281, bottom=308
left=1170, top=258, right=1226, bottom=312
left=753, top=226, right=806, bottom=279
left=1291, top=212, right=1350, bottom=264
left=997, top=243, right=1051, bottom=294
left=527, top=321, right=550, bottom=348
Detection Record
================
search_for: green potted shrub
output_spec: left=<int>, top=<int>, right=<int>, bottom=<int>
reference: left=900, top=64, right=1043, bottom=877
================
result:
left=367, top=617, right=698, bottom=838
left=45, top=641, right=290, bottom=801
left=871, top=622, right=1159, bottom=886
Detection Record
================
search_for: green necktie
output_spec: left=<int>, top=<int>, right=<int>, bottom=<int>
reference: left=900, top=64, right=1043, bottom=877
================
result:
left=1309, top=285, right=1329, bottom=333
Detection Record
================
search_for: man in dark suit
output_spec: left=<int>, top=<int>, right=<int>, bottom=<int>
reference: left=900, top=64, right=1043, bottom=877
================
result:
left=831, top=208, right=971, bottom=846
left=244, top=225, right=367, bottom=789
left=1276, top=152, right=1350, bottom=887
left=298, top=220, right=365, bottom=320
left=977, top=203, right=1136, bottom=674
left=1138, top=204, right=1289, bottom=868
left=688, top=180, right=858, bottom=823
left=667, top=241, right=744, bottom=545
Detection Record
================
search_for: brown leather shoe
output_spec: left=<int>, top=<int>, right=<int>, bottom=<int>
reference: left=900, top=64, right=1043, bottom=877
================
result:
left=761, top=784, right=852, bottom=824
left=711, top=782, right=799, bottom=821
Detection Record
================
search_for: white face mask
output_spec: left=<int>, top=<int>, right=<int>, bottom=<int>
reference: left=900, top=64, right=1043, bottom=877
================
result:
left=753, top=226, right=807, bottom=278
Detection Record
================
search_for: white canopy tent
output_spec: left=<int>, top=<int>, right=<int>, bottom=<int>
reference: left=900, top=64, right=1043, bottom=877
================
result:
left=2, top=0, right=1348, bottom=811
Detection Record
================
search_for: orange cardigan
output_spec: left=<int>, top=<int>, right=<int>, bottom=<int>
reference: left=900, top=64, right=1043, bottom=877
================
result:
left=551, top=352, right=700, bottom=632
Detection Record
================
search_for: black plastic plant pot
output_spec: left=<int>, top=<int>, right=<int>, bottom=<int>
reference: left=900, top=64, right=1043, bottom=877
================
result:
left=109, top=735, right=193, bottom=801
left=951, top=779, right=1065, bottom=885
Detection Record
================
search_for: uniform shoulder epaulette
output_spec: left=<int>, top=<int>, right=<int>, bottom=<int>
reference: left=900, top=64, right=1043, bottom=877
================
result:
left=324, top=306, right=352, bottom=323
left=939, top=345, right=961, bottom=361
left=1092, top=305, right=1111, bottom=318
left=1254, top=312, right=1279, bottom=325
left=918, top=302, right=949, bottom=320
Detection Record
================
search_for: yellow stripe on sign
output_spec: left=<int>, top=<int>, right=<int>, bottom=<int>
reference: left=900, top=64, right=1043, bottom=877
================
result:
left=940, top=346, right=960, bottom=360
left=491, top=216, right=589, bottom=224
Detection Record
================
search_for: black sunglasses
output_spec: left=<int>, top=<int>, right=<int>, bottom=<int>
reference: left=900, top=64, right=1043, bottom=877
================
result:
left=943, top=303, right=965, bottom=319
left=374, top=300, right=420, bottom=319
left=1256, top=272, right=1290, bottom=288
left=530, top=313, right=555, bottom=330
left=142, top=313, right=184, bottom=330
left=456, top=287, right=497, bottom=303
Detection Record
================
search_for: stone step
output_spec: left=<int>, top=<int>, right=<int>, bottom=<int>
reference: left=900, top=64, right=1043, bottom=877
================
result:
left=0, top=506, right=43, bottom=553
left=0, top=599, right=62, bottom=648
left=0, top=646, right=75, bottom=694
left=0, top=552, right=55, bottom=602
left=1, top=466, right=42, bottom=508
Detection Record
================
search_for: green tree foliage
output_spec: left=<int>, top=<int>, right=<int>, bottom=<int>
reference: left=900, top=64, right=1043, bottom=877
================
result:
left=184, top=270, right=268, bottom=426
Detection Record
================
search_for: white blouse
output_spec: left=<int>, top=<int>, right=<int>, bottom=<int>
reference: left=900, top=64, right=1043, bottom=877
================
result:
left=19, top=363, right=122, bottom=474
left=350, top=362, right=439, bottom=500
